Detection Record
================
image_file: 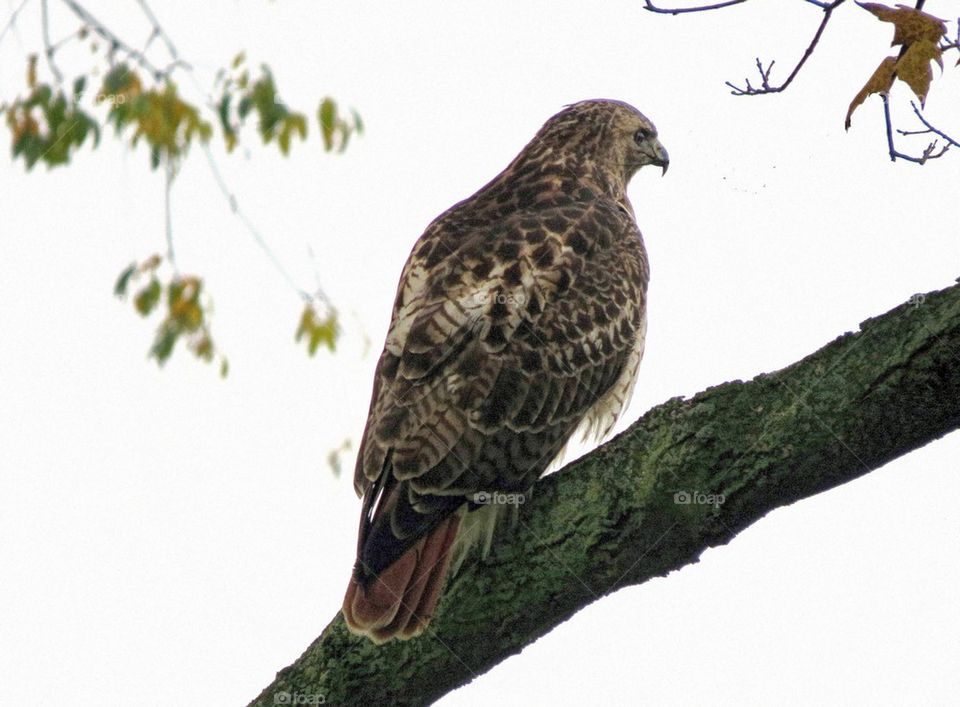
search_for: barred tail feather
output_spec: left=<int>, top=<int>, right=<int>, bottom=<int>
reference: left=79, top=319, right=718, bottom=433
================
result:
left=342, top=513, right=461, bottom=643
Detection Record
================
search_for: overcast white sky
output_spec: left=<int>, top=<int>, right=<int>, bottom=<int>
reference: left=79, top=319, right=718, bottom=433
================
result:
left=2, top=1, right=959, bottom=705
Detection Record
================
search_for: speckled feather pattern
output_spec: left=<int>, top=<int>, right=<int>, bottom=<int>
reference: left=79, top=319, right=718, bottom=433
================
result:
left=351, top=99, right=664, bottom=586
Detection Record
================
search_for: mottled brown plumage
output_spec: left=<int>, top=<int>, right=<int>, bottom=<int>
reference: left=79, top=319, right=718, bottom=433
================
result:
left=342, top=99, right=668, bottom=643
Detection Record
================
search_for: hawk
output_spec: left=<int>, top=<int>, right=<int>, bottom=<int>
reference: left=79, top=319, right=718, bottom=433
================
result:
left=342, top=99, right=668, bottom=643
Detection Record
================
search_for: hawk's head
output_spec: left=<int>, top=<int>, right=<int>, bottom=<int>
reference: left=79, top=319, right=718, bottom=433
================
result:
left=536, top=99, right=669, bottom=191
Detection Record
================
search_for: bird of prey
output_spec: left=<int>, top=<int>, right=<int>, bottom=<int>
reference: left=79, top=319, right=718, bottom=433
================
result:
left=342, top=99, right=668, bottom=643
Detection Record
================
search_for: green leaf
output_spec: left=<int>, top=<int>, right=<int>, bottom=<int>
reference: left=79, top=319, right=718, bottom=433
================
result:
left=295, top=304, right=339, bottom=356
left=217, top=93, right=237, bottom=151
left=238, top=95, right=252, bottom=119
left=150, top=322, right=179, bottom=364
left=290, top=113, right=307, bottom=139
left=134, top=279, right=161, bottom=316
left=102, top=64, right=132, bottom=94
left=318, top=98, right=336, bottom=151
left=114, top=263, right=137, bottom=296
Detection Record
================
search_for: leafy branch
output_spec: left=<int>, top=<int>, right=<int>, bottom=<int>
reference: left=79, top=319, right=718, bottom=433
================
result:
left=114, top=255, right=228, bottom=374
left=1, top=0, right=359, bottom=373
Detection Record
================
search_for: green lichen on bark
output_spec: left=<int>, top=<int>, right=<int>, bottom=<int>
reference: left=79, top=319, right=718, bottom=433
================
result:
left=250, top=280, right=960, bottom=707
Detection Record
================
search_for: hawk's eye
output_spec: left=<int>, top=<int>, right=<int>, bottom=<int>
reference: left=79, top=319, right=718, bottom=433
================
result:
left=633, top=129, right=649, bottom=144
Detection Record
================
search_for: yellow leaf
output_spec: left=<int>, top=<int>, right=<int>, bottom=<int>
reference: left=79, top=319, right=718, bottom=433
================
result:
left=190, top=333, right=213, bottom=360
left=895, top=38, right=941, bottom=105
left=140, top=254, right=162, bottom=272
left=845, top=56, right=897, bottom=129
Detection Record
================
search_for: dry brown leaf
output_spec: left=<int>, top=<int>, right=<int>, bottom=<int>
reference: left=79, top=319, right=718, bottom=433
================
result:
left=858, top=2, right=947, bottom=46
left=852, top=2, right=947, bottom=116
left=896, top=38, right=942, bottom=105
left=845, top=55, right=897, bottom=129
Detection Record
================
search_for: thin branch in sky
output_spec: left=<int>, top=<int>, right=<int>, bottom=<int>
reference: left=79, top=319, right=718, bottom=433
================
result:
left=135, top=0, right=179, bottom=64
left=58, top=0, right=166, bottom=79
left=903, top=101, right=960, bottom=148
left=642, top=0, right=747, bottom=14
left=0, top=0, right=31, bottom=46
left=164, top=159, right=178, bottom=276
left=724, top=0, right=847, bottom=96
left=39, top=0, right=62, bottom=83
left=882, top=94, right=949, bottom=164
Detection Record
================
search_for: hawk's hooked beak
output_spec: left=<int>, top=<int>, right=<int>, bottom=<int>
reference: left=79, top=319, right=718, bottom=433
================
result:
left=652, top=139, right=669, bottom=176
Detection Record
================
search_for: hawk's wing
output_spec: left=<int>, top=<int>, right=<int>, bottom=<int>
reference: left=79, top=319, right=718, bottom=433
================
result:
left=351, top=198, right=648, bottom=581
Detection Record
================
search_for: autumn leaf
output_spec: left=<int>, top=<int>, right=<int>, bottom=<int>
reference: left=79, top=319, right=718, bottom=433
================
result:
left=857, top=3, right=946, bottom=47
left=847, top=3, right=948, bottom=125
left=896, top=39, right=942, bottom=106
left=845, top=56, right=897, bottom=129
left=296, top=303, right=339, bottom=356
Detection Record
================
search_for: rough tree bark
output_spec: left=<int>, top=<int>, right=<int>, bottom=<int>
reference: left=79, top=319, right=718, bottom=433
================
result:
left=250, top=279, right=960, bottom=707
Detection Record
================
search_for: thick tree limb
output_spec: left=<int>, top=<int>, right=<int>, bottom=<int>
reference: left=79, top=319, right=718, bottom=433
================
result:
left=250, top=280, right=960, bottom=706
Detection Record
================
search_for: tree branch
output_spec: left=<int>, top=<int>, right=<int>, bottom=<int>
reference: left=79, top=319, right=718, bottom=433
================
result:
left=39, top=0, right=62, bottom=84
left=642, top=0, right=747, bottom=14
left=58, top=0, right=166, bottom=80
left=725, top=0, right=846, bottom=95
left=897, top=101, right=960, bottom=149
left=882, top=94, right=949, bottom=164
left=0, top=0, right=31, bottom=46
left=249, top=280, right=960, bottom=706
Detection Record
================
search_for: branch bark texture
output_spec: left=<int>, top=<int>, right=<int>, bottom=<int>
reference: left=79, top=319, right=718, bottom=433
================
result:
left=250, top=280, right=960, bottom=706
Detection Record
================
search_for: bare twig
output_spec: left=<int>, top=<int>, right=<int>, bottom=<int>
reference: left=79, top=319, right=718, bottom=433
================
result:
left=134, top=0, right=190, bottom=76
left=40, top=0, right=63, bottom=83
left=725, top=0, right=847, bottom=95
left=138, top=26, right=159, bottom=58
left=58, top=0, right=165, bottom=79
left=164, top=159, right=178, bottom=275
left=939, top=18, right=959, bottom=55
left=882, top=93, right=949, bottom=164
left=0, top=0, right=32, bottom=46
left=642, top=0, right=747, bottom=13
left=135, top=0, right=177, bottom=61
left=895, top=101, right=960, bottom=147
left=197, top=139, right=317, bottom=305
